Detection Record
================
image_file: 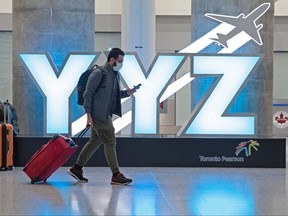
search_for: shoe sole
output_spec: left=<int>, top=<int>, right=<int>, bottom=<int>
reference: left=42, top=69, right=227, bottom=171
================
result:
left=110, top=180, right=132, bottom=185
left=67, top=170, right=88, bottom=183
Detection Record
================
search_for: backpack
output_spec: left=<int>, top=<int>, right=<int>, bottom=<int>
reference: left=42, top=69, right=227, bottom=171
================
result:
left=0, top=100, right=20, bottom=137
left=77, top=64, right=106, bottom=105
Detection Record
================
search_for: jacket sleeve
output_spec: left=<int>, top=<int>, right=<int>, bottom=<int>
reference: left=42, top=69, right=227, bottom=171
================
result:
left=120, top=90, right=129, bottom=98
left=83, top=69, right=103, bottom=114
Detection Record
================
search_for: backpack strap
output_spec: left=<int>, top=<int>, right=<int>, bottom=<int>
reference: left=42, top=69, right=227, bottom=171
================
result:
left=95, top=66, right=107, bottom=92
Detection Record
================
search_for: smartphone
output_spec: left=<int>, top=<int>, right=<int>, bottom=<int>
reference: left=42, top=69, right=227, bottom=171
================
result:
left=131, top=83, right=141, bottom=93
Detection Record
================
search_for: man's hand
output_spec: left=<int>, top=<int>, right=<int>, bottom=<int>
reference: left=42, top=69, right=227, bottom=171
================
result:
left=126, top=84, right=141, bottom=96
left=127, top=88, right=134, bottom=96
left=87, top=113, right=93, bottom=126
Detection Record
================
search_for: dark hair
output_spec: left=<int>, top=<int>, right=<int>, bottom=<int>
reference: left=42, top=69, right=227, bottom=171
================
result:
left=107, top=48, right=125, bottom=62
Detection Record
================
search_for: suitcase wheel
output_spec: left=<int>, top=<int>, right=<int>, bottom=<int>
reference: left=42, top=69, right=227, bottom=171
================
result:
left=0, top=166, right=14, bottom=171
left=7, top=166, right=14, bottom=171
left=31, top=176, right=39, bottom=184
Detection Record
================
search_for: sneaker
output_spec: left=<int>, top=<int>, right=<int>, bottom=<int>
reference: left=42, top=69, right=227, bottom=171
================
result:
left=111, top=173, right=132, bottom=185
left=67, top=167, right=88, bottom=183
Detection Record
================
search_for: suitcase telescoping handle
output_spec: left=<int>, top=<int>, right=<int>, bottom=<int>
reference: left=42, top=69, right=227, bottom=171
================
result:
left=77, top=125, right=90, bottom=138
left=51, top=126, right=90, bottom=148
left=3, top=101, right=7, bottom=123
left=2, top=100, right=11, bottom=123
left=69, top=125, right=90, bottom=148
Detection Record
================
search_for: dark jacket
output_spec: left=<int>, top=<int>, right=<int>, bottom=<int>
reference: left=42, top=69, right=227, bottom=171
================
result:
left=83, top=62, right=129, bottom=122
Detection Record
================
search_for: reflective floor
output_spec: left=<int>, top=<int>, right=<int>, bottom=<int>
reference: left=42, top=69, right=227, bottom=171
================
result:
left=0, top=165, right=287, bottom=216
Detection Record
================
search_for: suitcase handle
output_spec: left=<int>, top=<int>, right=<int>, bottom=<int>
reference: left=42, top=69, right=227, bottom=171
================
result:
left=77, top=125, right=90, bottom=138
left=54, top=135, right=77, bottom=148
left=2, top=101, right=7, bottom=123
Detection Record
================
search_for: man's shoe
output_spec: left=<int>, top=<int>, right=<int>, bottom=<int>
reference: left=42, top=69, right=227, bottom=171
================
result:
left=67, top=167, right=88, bottom=183
left=111, top=173, right=132, bottom=185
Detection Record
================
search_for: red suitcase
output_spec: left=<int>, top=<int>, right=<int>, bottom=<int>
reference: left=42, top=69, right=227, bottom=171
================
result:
left=23, top=134, right=78, bottom=184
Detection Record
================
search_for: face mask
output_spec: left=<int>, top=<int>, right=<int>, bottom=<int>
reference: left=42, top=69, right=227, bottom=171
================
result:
left=113, top=62, right=123, bottom=71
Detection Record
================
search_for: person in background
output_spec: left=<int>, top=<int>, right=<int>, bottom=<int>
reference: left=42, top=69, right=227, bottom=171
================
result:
left=68, top=48, right=134, bottom=185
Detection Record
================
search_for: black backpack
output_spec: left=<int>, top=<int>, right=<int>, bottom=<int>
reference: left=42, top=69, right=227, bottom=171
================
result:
left=77, top=65, right=106, bottom=105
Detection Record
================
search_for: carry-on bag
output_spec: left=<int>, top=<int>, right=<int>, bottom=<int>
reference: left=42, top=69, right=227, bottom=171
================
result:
left=0, top=100, right=19, bottom=136
left=23, top=126, right=90, bottom=184
left=0, top=123, right=13, bottom=170
left=0, top=102, right=13, bottom=170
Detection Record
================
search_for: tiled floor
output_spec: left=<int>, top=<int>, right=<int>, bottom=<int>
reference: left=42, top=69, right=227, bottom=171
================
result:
left=0, top=165, right=287, bottom=216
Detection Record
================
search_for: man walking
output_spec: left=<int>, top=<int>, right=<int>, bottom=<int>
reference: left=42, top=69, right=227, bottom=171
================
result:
left=68, top=48, right=133, bottom=185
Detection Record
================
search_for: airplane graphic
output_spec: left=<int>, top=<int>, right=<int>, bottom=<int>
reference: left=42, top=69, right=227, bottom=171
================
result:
left=205, top=3, right=271, bottom=48
left=73, top=3, right=272, bottom=135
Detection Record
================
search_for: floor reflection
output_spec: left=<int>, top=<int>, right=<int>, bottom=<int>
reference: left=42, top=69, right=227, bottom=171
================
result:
left=0, top=167, right=287, bottom=215
left=188, top=176, right=255, bottom=215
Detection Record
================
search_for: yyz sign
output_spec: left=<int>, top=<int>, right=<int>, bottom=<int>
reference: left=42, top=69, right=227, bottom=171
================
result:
left=19, top=3, right=270, bottom=137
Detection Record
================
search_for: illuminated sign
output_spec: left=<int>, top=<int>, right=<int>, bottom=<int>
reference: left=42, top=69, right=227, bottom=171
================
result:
left=180, top=3, right=270, bottom=54
left=204, top=3, right=270, bottom=48
left=20, top=53, right=99, bottom=134
left=19, top=3, right=270, bottom=136
left=20, top=53, right=260, bottom=136
left=120, top=53, right=187, bottom=134
left=178, top=55, right=260, bottom=136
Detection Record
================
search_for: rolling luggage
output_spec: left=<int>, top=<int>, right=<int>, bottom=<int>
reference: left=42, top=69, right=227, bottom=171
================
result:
left=0, top=123, right=13, bottom=170
left=0, top=102, right=13, bottom=170
left=23, top=127, right=89, bottom=184
left=23, top=135, right=77, bottom=184
left=0, top=100, right=19, bottom=137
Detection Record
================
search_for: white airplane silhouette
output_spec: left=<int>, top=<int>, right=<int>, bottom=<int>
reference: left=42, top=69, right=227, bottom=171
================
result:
left=205, top=3, right=271, bottom=48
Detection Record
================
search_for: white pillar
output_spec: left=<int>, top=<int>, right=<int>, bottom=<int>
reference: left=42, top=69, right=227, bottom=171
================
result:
left=121, top=0, right=155, bottom=70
